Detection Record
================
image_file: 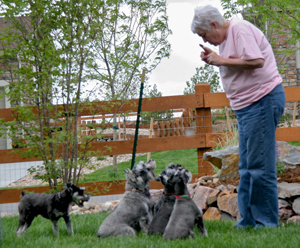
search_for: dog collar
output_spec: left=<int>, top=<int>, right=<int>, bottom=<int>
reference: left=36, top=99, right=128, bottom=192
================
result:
left=164, top=193, right=176, bottom=196
left=127, top=189, right=151, bottom=196
left=176, top=194, right=191, bottom=199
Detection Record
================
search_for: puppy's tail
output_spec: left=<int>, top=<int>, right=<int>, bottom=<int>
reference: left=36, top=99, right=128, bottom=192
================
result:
left=21, top=191, right=26, bottom=197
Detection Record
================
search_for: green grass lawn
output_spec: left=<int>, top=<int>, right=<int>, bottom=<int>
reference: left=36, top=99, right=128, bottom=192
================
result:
left=288, top=141, right=300, bottom=146
left=81, top=149, right=199, bottom=183
left=1, top=213, right=299, bottom=248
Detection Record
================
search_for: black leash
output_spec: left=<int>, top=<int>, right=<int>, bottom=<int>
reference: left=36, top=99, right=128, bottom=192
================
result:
left=131, top=69, right=146, bottom=169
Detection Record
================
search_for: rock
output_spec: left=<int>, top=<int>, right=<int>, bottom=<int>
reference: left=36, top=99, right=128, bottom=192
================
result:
left=287, top=215, right=300, bottom=224
left=203, top=207, right=222, bottom=220
left=72, top=205, right=79, bottom=211
left=279, top=199, right=294, bottom=221
left=203, top=146, right=239, bottom=170
left=203, top=141, right=300, bottom=181
left=111, top=204, right=118, bottom=211
left=188, top=183, right=198, bottom=189
left=207, top=189, right=220, bottom=206
left=217, top=193, right=239, bottom=217
left=221, top=211, right=236, bottom=221
left=219, top=189, right=231, bottom=196
left=199, top=181, right=208, bottom=185
left=216, top=185, right=228, bottom=192
left=82, top=202, right=91, bottom=210
left=278, top=182, right=300, bottom=198
left=236, top=211, right=242, bottom=222
left=227, top=184, right=238, bottom=193
left=150, top=189, right=163, bottom=204
left=70, top=209, right=80, bottom=215
left=277, top=141, right=300, bottom=168
left=292, top=197, right=300, bottom=214
left=213, top=178, right=219, bottom=183
left=219, top=153, right=240, bottom=180
left=91, top=209, right=100, bottom=214
left=193, top=185, right=215, bottom=210
left=95, top=204, right=102, bottom=210
left=199, top=176, right=215, bottom=181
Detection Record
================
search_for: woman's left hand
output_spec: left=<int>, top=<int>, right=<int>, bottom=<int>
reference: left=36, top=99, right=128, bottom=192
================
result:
left=200, top=44, right=222, bottom=66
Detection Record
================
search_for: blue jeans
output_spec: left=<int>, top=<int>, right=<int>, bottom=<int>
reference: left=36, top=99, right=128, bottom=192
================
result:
left=234, top=84, right=285, bottom=227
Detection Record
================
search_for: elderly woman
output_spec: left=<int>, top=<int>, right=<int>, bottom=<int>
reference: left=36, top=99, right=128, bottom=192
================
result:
left=191, top=5, right=285, bottom=228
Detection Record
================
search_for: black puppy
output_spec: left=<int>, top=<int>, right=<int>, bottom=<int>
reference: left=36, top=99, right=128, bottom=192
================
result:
left=148, top=163, right=183, bottom=235
left=16, top=183, right=90, bottom=235
left=163, top=169, right=207, bottom=240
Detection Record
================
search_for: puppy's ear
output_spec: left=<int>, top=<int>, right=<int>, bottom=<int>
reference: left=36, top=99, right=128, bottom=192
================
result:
left=156, top=174, right=162, bottom=182
left=146, top=159, right=156, bottom=170
left=66, top=183, right=72, bottom=189
left=125, top=168, right=136, bottom=182
left=176, top=164, right=184, bottom=170
left=183, top=170, right=192, bottom=184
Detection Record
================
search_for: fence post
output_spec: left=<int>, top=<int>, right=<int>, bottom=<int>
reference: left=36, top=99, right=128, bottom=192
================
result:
left=165, top=121, right=170, bottom=136
left=159, top=121, right=164, bottom=137
left=147, top=117, right=154, bottom=161
left=195, top=83, right=214, bottom=176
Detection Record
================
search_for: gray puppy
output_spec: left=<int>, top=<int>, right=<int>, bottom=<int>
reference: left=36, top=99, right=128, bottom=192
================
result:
left=148, top=163, right=183, bottom=235
left=16, top=183, right=90, bottom=236
left=163, top=168, right=208, bottom=240
left=153, top=163, right=183, bottom=214
left=97, top=159, right=156, bottom=237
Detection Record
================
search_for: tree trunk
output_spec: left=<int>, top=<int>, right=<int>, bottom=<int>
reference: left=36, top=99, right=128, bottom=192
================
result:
left=112, top=114, right=118, bottom=176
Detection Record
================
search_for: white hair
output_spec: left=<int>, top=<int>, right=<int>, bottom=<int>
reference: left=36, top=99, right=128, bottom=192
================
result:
left=191, top=5, right=226, bottom=33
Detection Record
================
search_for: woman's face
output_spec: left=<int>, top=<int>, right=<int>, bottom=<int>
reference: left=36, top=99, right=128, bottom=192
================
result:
left=195, top=22, right=224, bottom=46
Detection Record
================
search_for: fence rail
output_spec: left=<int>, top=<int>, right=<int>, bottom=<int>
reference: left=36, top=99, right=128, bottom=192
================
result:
left=0, top=84, right=300, bottom=204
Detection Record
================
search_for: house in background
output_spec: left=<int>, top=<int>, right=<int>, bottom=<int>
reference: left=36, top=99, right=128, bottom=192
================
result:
left=0, top=17, right=24, bottom=149
left=241, top=9, right=300, bottom=119
left=0, top=80, right=11, bottom=149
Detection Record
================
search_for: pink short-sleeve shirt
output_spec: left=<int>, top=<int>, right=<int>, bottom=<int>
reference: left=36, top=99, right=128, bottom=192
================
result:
left=219, top=18, right=282, bottom=110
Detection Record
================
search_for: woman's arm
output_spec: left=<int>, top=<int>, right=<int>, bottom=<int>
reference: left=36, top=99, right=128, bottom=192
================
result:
left=218, top=57, right=264, bottom=69
left=200, top=44, right=264, bottom=70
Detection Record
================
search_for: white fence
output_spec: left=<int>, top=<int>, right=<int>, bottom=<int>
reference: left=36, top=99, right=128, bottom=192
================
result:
left=0, top=161, right=43, bottom=188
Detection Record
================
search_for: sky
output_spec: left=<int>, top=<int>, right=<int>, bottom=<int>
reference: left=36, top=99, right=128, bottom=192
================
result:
left=148, top=0, right=224, bottom=96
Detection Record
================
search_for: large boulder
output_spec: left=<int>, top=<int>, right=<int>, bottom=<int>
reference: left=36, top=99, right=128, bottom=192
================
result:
left=278, top=199, right=294, bottom=221
left=277, top=141, right=300, bottom=168
left=278, top=182, right=300, bottom=198
left=217, top=193, right=239, bottom=217
left=203, top=142, right=300, bottom=180
left=203, top=207, right=222, bottom=220
left=203, top=146, right=240, bottom=180
left=193, top=185, right=215, bottom=210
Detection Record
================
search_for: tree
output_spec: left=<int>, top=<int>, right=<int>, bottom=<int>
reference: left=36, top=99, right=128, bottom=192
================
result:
left=87, top=0, right=171, bottom=101
left=221, top=0, right=300, bottom=50
left=0, top=0, right=171, bottom=188
left=0, top=0, right=106, bottom=189
left=85, top=0, right=172, bottom=173
left=184, top=64, right=222, bottom=94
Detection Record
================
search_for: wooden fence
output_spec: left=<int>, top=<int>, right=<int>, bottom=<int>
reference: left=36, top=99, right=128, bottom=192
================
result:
left=1, top=84, right=300, bottom=204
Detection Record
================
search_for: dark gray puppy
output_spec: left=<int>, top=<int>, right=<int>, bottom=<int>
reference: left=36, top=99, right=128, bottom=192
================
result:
left=163, top=169, right=208, bottom=240
left=148, top=163, right=183, bottom=235
left=97, top=159, right=156, bottom=237
left=16, top=183, right=90, bottom=236
left=153, top=163, right=183, bottom=214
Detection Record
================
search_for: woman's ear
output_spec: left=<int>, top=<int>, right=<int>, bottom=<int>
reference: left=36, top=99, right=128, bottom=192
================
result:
left=211, top=21, right=219, bottom=30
